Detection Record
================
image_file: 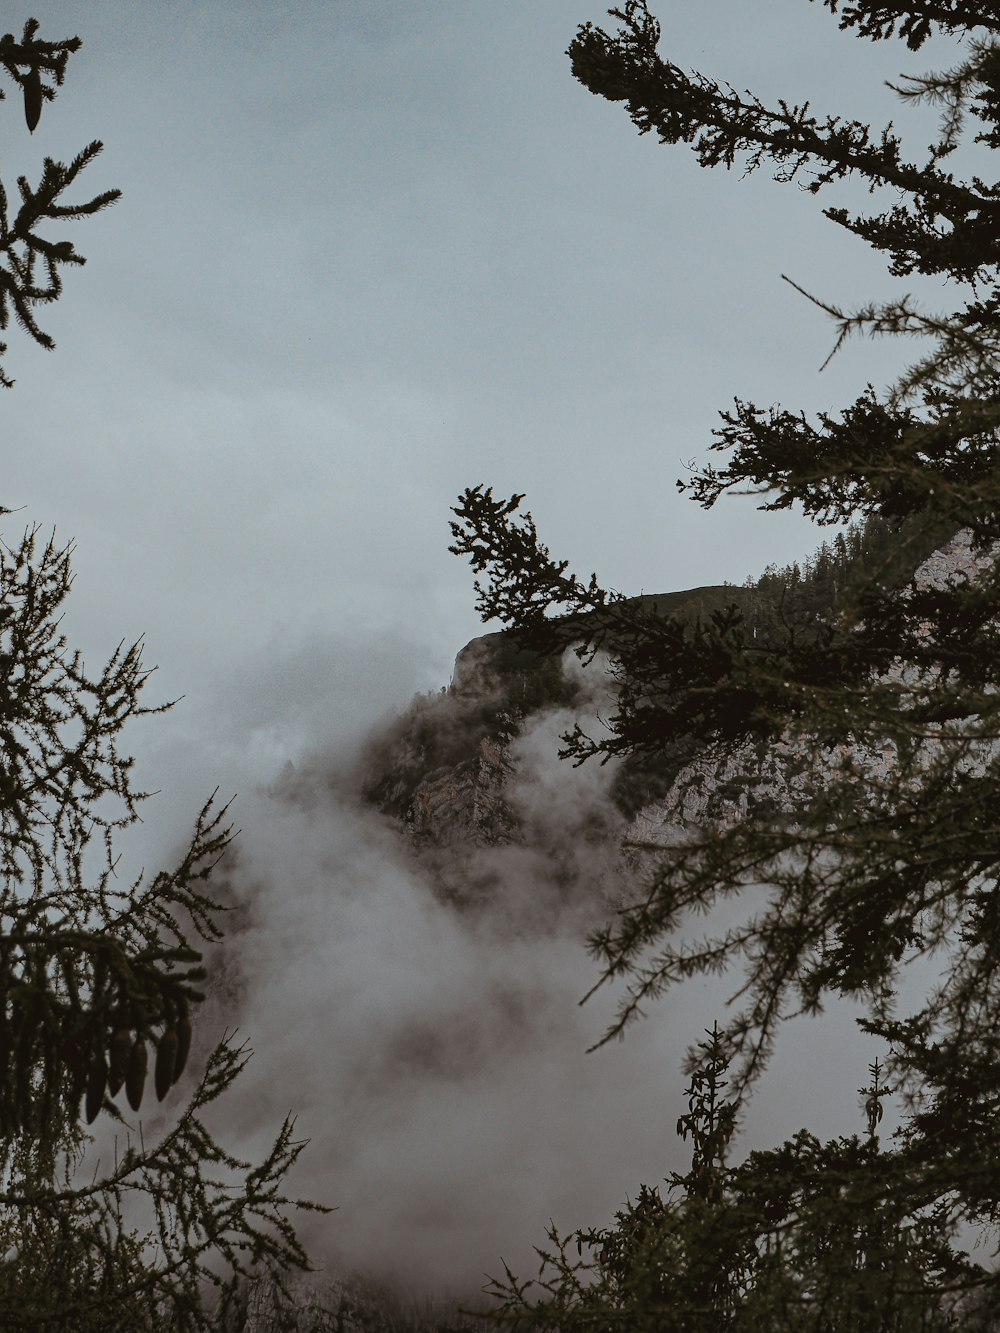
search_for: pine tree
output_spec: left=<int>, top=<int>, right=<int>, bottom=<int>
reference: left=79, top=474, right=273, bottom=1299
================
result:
left=0, top=20, right=323, bottom=1330
left=482, top=1033, right=985, bottom=1330
left=0, top=21, right=121, bottom=388
left=451, top=0, right=1000, bottom=1316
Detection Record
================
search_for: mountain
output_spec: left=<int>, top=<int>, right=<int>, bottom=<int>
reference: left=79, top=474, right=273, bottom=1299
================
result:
left=237, top=516, right=981, bottom=1332
left=359, top=515, right=975, bottom=858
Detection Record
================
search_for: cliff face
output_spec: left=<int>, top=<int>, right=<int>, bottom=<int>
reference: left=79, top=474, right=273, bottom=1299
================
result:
left=360, top=526, right=985, bottom=862
left=361, top=584, right=759, bottom=854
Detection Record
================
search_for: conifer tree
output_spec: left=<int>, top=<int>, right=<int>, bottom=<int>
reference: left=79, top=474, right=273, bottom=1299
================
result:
left=482, top=1033, right=991, bottom=1330
left=451, top=0, right=1000, bottom=1317
left=0, top=20, right=322, bottom=1331
left=0, top=20, right=121, bottom=388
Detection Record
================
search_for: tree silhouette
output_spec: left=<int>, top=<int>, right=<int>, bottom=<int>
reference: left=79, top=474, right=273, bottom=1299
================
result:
left=453, top=0, right=1000, bottom=1318
left=482, top=1033, right=993, bottom=1330
left=0, top=19, right=324, bottom=1331
left=0, top=21, right=120, bottom=387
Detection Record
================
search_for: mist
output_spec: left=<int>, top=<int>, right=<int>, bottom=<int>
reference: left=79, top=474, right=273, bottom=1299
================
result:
left=3, top=0, right=985, bottom=1318
left=103, top=628, right=894, bottom=1308
left=198, top=649, right=677, bottom=1303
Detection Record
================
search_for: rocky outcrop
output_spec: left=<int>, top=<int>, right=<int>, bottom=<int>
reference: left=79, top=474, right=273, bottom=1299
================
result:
left=362, top=526, right=990, bottom=853
left=362, top=586, right=755, bottom=850
left=406, top=735, right=513, bottom=846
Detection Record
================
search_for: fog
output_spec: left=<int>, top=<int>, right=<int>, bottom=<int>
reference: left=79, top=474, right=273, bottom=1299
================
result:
left=1, top=0, right=988, bottom=1314
left=108, top=635, right=894, bottom=1307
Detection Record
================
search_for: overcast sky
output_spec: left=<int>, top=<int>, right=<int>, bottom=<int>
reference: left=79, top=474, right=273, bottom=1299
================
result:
left=6, top=1, right=955, bottom=714
left=10, top=0, right=977, bottom=1304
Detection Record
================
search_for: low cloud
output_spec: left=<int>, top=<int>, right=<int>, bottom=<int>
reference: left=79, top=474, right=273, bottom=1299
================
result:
left=174, top=648, right=681, bottom=1302
left=117, top=635, right=891, bottom=1305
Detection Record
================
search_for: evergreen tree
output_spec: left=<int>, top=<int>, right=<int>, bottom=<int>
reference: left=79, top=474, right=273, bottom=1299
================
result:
left=451, top=0, right=1000, bottom=1317
left=0, top=21, right=121, bottom=388
left=483, top=1033, right=987, bottom=1330
left=0, top=20, right=323, bottom=1330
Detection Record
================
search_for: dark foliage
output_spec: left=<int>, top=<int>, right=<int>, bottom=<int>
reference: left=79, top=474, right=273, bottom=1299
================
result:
left=451, top=0, right=1000, bottom=1321
left=483, top=1033, right=993, bottom=1329
left=0, top=20, right=324, bottom=1331
left=0, top=20, right=120, bottom=387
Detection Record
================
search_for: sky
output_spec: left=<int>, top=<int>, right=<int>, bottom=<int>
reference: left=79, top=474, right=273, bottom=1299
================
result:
left=7, top=0, right=985, bottom=1308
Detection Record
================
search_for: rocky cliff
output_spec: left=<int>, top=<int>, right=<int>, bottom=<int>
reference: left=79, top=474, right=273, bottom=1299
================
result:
left=360, top=584, right=766, bottom=854
left=360, top=521, right=980, bottom=858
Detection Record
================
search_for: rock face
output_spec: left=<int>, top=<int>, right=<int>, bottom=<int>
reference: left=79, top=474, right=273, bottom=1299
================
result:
left=406, top=734, right=512, bottom=847
left=364, top=528, right=986, bottom=850
left=361, top=584, right=763, bottom=854
left=914, top=526, right=996, bottom=590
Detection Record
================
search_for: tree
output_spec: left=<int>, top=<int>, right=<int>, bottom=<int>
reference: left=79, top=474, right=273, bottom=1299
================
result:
left=483, top=1032, right=990, bottom=1330
left=0, top=20, right=323, bottom=1331
left=0, top=524, right=321, bottom=1331
left=0, top=21, right=121, bottom=388
left=451, top=0, right=1000, bottom=1317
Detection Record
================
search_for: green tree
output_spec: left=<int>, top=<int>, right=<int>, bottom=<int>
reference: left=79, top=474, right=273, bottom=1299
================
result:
left=0, top=20, right=324, bottom=1331
left=483, top=1034, right=988, bottom=1330
left=0, top=525, right=321, bottom=1332
left=451, top=0, right=1000, bottom=1318
left=0, top=21, right=121, bottom=388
